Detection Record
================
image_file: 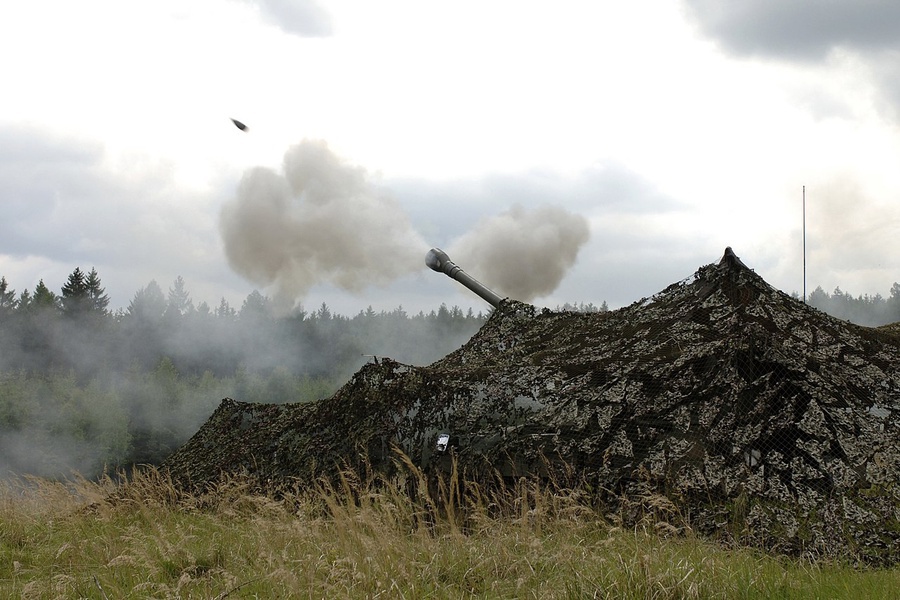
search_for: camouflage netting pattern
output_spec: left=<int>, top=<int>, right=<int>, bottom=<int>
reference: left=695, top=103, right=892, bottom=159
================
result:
left=163, top=248, right=900, bottom=565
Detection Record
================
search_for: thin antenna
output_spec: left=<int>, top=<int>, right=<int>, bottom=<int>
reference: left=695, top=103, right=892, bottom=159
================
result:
left=802, top=185, right=807, bottom=303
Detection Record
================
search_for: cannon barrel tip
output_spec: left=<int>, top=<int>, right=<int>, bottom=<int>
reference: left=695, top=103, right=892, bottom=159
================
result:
left=425, top=248, right=450, bottom=273
left=425, top=248, right=503, bottom=308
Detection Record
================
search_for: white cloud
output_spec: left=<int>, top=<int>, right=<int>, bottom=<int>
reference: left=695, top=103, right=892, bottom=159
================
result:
left=1, top=1, right=900, bottom=318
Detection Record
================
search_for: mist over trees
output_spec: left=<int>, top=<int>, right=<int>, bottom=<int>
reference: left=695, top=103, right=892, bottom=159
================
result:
left=805, top=284, right=900, bottom=326
left=3, top=267, right=897, bottom=480
left=0, top=270, right=488, bottom=479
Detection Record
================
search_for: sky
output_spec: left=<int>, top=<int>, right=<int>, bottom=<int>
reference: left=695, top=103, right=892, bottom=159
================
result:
left=2, top=0, right=900, bottom=317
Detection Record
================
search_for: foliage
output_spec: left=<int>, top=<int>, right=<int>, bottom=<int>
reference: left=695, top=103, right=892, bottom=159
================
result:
left=0, top=277, right=15, bottom=314
left=0, top=364, right=338, bottom=479
left=1, top=466, right=898, bottom=598
left=806, top=284, right=900, bottom=326
left=0, top=268, right=492, bottom=478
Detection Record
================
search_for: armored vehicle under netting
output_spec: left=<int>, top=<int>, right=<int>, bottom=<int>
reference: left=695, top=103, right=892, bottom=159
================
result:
left=163, top=248, right=900, bottom=564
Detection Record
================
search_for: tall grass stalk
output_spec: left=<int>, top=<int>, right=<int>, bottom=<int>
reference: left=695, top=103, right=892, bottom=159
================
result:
left=0, top=463, right=898, bottom=599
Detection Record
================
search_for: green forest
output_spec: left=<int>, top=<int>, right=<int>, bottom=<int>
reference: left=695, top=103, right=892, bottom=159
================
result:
left=1, top=267, right=897, bottom=481
left=804, top=283, right=900, bottom=326
left=0, top=269, right=490, bottom=479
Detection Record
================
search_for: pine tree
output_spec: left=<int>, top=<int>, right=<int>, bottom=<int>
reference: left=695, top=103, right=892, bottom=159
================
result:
left=127, top=281, right=166, bottom=322
left=216, top=297, right=236, bottom=320
left=61, top=267, right=90, bottom=316
left=889, top=283, right=900, bottom=323
left=32, top=279, right=60, bottom=310
left=86, top=267, right=110, bottom=314
left=240, top=290, right=271, bottom=320
left=16, top=289, right=32, bottom=312
left=0, top=276, right=16, bottom=315
left=196, top=301, right=211, bottom=318
left=167, top=275, right=194, bottom=317
left=317, top=302, right=332, bottom=320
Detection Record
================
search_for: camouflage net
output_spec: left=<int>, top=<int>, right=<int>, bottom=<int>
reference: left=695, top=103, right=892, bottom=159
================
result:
left=163, top=248, right=900, bottom=565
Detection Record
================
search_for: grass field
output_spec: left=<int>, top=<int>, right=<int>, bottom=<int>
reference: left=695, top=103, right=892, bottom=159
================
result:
left=1, top=465, right=898, bottom=599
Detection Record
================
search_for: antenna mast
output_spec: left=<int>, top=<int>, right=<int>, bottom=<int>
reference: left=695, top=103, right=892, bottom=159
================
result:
left=802, top=185, right=807, bottom=303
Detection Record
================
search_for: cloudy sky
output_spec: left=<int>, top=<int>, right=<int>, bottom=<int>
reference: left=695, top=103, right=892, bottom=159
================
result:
left=2, top=0, right=900, bottom=317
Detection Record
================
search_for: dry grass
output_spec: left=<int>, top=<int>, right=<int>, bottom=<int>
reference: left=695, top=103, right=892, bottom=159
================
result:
left=1, top=462, right=898, bottom=599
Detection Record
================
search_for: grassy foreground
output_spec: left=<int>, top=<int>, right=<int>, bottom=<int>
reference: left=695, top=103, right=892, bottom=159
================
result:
left=1, top=466, right=898, bottom=599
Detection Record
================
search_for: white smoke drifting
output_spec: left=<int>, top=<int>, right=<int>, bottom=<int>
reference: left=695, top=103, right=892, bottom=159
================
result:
left=450, top=205, right=591, bottom=302
left=221, top=140, right=591, bottom=308
left=220, top=140, right=427, bottom=310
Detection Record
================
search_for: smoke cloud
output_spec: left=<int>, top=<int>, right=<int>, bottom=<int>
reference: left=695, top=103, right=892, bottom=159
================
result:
left=220, top=140, right=427, bottom=310
left=450, top=204, right=590, bottom=302
left=221, top=140, right=592, bottom=308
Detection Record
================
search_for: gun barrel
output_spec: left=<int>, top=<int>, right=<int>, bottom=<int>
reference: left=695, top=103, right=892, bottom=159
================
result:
left=426, top=248, right=503, bottom=308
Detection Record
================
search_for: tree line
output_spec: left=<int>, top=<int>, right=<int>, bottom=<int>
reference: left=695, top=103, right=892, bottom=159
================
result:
left=0, top=270, right=490, bottom=377
left=0, top=268, right=490, bottom=479
left=3, top=266, right=895, bottom=480
left=804, top=283, right=900, bottom=327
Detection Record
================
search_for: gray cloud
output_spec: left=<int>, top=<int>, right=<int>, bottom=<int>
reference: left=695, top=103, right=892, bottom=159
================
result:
left=0, top=125, right=102, bottom=165
left=391, top=164, right=679, bottom=247
left=682, top=1, right=900, bottom=123
left=682, top=0, right=900, bottom=61
left=245, top=0, right=332, bottom=37
left=871, top=54, right=900, bottom=122
left=0, top=125, right=119, bottom=260
left=0, top=124, right=244, bottom=310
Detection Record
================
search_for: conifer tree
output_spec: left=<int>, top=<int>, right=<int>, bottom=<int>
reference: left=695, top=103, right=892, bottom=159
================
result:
left=215, top=297, right=236, bottom=319
left=32, top=279, right=60, bottom=310
left=166, top=276, right=194, bottom=317
left=16, top=289, right=32, bottom=312
left=0, top=276, right=16, bottom=315
left=890, top=283, right=900, bottom=323
left=60, top=267, right=109, bottom=317
left=86, top=267, right=110, bottom=314
left=317, top=302, right=332, bottom=320
left=240, top=290, right=271, bottom=321
left=127, top=281, right=166, bottom=322
left=61, top=267, right=89, bottom=316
